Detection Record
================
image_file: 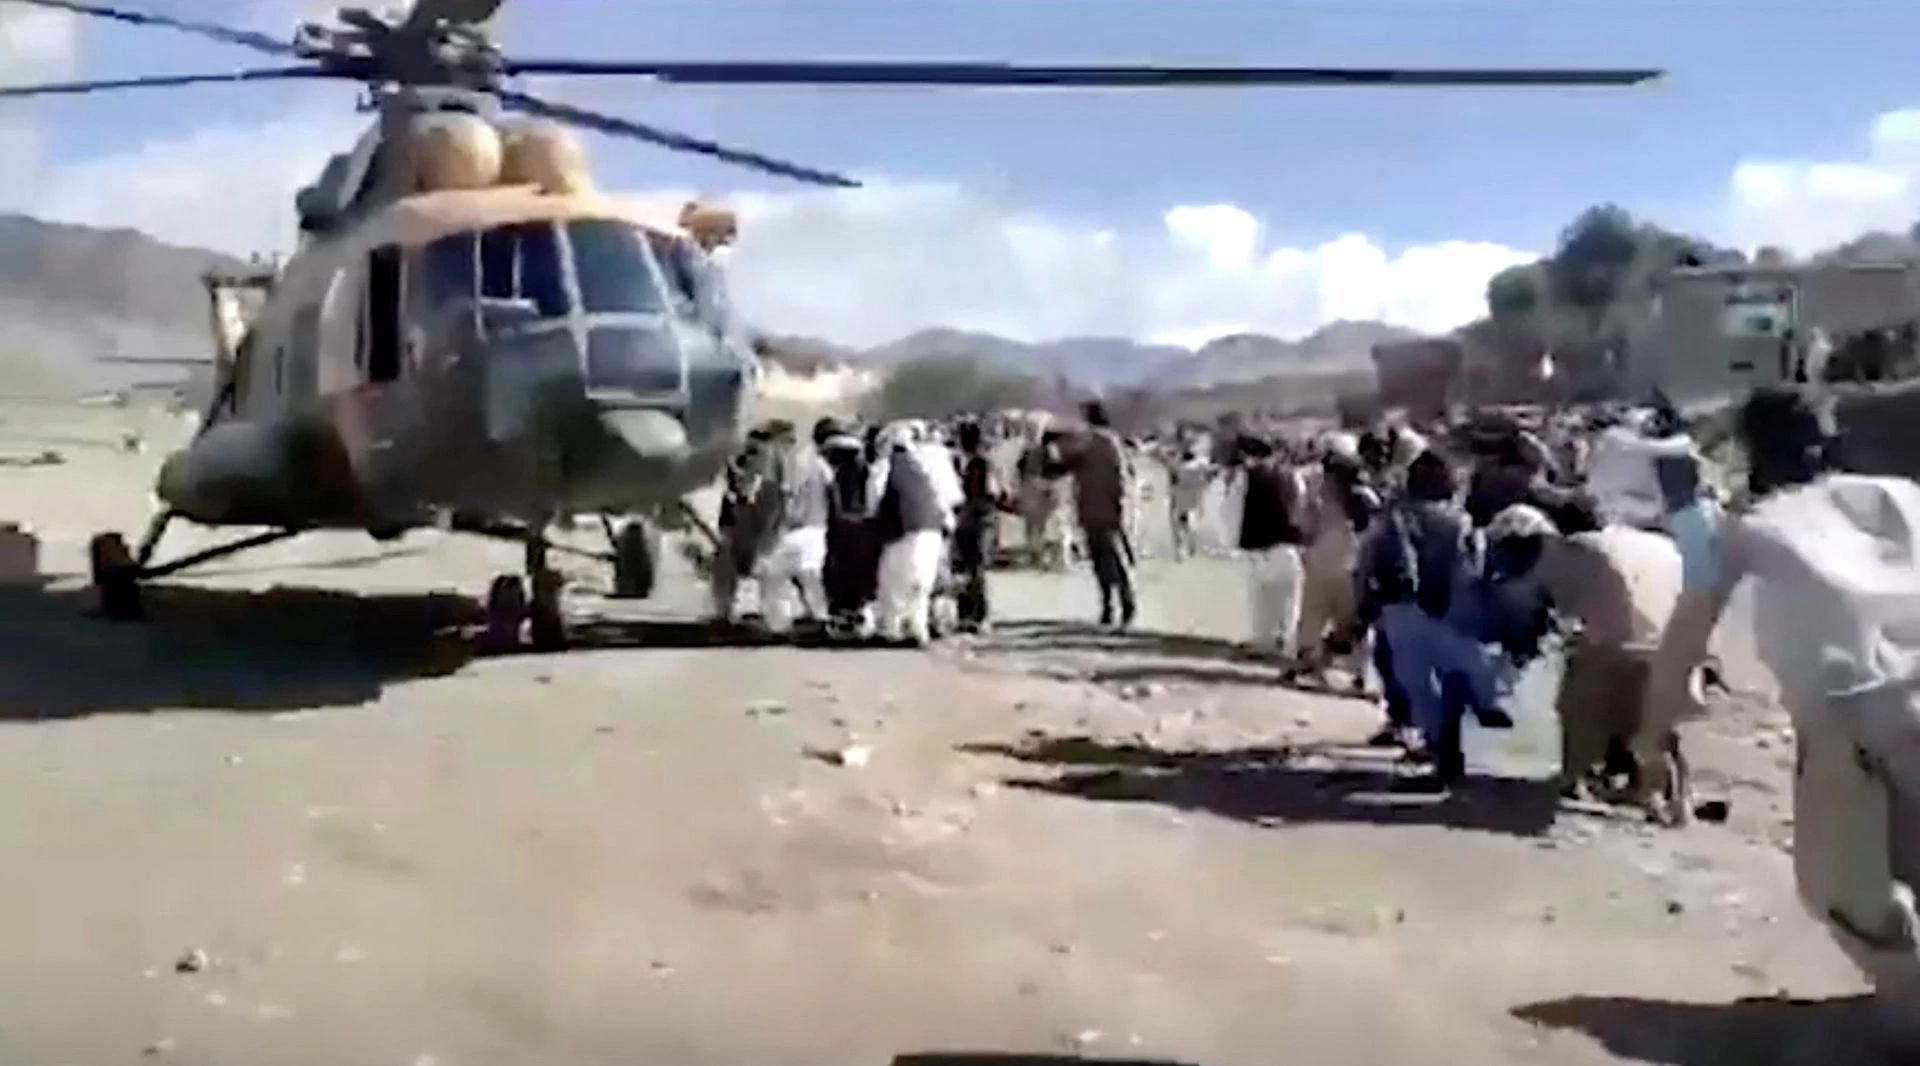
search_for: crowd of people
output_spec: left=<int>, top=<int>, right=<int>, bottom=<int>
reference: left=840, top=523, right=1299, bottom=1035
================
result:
left=706, top=400, right=1141, bottom=645
left=706, top=384, right=1920, bottom=1051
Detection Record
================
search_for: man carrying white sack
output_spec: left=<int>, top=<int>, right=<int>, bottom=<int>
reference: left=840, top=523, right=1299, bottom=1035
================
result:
left=1482, top=503, right=1684, bottom=802
left=1640, top=386, right=1920, bottom=1056
left=753, top=422, right=832, bottom=635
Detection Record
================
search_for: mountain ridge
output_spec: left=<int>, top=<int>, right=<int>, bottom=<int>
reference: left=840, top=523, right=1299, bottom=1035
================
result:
left=0, top=213, right=1416, bottom=397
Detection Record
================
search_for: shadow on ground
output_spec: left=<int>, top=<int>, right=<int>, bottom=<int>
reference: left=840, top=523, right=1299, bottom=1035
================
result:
left=1513, top=994, right=1908, bottom=1066
left=983, top=620, right=1254, bottom=664
left=976, top=620, right=1288, bottom=690
left=497, top=616, right=875, bottom=657
left=0, top=582, right=483, bottom=719
left=0, top=583, right=807, bottom=719
left=960, top=733, right=1558, bottom=837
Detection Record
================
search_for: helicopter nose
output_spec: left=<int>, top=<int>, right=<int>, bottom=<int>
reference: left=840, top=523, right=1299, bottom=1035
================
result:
left=482, top=330, right=580, bottom=444
left=599, top=406, right=690, bottom=462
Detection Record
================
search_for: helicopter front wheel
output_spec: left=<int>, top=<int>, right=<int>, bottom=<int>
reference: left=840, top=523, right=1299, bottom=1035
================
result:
left=608, top=520, right=657, bottom=601
left=87, top=531, right=144, bottom=621
left=528, top=566, right=568, bottom=651
left=481, top=574, right=527, bottom=654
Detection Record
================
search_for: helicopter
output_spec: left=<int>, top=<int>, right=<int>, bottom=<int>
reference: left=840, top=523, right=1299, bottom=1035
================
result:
left=0, top=0, right=1662, bottom=650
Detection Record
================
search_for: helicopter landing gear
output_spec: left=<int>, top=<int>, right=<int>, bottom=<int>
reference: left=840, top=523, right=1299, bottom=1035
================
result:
left=481, top=527, right=569, bottom=652
left=88, top=510, right=173, bottom=620
left=604, top=517, right=657, bottom=601
left=86, top=515, right=297, bottom=623
left=88, top=532, right=143, bottom=621
left=481, top=573, right=527, bottom=653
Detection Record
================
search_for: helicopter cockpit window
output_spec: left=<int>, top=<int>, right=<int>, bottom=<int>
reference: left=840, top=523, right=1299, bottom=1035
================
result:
left=416, top=232, right=479, bottom=313
left=479, top=223, right=569, bottom=317
left=407, top=220, right=675, bottom=323
left=568, top=220, right=670, bottom=316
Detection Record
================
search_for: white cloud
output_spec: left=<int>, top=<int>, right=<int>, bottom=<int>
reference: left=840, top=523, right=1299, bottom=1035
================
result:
left=0, top=4, right=81, bottom=198
left=30, top=107, right=364, bottom=252
left=1725, top=107, right=1920, bottom=254
left=725, top=187, right=1534, bottom=347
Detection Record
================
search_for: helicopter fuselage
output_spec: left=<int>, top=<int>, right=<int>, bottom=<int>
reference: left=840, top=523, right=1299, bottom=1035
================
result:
left=155, top=185, right=756, bottom=534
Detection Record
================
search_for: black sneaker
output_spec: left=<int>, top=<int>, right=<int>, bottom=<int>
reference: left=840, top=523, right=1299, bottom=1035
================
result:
left=1395, top=773, right=1453, bottom=795
left=1474, top=707, right=1515, bottom=730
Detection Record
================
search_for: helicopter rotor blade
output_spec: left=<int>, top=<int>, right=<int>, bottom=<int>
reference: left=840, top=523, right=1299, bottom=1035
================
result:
left=499, top=59, right=1664, bottom=88
left=497, top=89, right=860, bottom=189
left=0, top=66, right=336, bottom=100
left=1, top=0, right=298, bottom=57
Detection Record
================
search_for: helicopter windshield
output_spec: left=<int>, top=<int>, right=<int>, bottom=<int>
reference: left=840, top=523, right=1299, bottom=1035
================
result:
left=413, top=219, right=672, bottom=321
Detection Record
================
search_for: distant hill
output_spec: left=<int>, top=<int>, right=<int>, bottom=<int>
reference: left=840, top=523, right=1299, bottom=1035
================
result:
left=0, top=213, right=245, bottom=394
left=793, top=321, right=1406, bottom=392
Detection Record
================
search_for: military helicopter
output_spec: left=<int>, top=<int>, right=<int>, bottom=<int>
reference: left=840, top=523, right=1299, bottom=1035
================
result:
left=0, top=0, right=1661, bottom=649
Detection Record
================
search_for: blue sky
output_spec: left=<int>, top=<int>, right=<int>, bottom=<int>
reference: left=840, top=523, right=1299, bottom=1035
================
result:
left=7, top=0, right=1920, bottom=344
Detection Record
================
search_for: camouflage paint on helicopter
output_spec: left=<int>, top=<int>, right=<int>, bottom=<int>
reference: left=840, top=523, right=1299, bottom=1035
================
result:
left=158, top=115, right=756, bottom=537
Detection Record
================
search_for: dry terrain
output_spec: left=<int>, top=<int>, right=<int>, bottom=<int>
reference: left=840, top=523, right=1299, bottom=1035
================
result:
left=0, top=404, right=1885, bottom=1066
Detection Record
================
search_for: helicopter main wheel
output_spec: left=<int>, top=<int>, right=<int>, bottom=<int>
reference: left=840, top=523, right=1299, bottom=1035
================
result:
left=88, top=531, right=144, bottom=621
left=528, top=566, right=569, bottom=651
left=609, top=520, right=658, bottom=600
left=522, top=532, right=569, bottom=651
left=481, top=573, right=528, bottom=653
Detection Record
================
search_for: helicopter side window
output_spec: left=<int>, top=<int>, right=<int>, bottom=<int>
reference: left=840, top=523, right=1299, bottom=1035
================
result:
left=569, top=220, right=668, bottom=315
left=643, top=231, right=700, bottom=315
left=362, top=245, right=404, bottom=384
left=479, top=223, right=569, bottom=317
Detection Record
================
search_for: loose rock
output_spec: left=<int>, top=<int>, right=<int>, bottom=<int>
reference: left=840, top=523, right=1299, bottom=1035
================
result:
left=829, top=744, right=871, bottom=768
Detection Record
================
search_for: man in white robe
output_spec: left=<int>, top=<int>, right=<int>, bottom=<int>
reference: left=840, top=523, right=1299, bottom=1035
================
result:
left=1641, top=388, right=1920, bottom=1053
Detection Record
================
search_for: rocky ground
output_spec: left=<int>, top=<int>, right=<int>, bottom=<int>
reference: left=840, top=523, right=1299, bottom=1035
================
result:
left=0, top=406, right=1887, bottom=1066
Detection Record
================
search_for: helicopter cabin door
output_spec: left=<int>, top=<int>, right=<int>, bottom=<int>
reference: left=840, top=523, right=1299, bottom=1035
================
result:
left=359, top=245, right=405, bottom=390
left=347, top=243, right=418, bottom=514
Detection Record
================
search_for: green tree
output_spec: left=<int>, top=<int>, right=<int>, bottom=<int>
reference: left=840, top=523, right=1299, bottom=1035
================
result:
left=1485, top=264, right=1542, bottom=321
left=1547, top=204, right=1642, bottom=334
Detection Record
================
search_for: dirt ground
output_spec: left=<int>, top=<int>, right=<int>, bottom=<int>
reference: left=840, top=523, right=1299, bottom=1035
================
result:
left=0, top=408, right=1889, bottom=1066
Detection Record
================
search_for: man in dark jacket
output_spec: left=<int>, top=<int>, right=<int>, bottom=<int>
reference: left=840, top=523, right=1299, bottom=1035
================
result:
left=1354, top=450, right=1506, bottom=789
left=1070, top=401, right=1137, bottom=628
left=952, top=419, right=1005, bottom=634
left=1232, top=433, right=1310, bottom=660
left=819, top=421, right=879, bottom=637
left=711, top=428, right=774, bottom=624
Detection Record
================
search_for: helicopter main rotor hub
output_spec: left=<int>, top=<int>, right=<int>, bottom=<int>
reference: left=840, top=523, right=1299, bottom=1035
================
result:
left=295, top=6, right=505, bottom=90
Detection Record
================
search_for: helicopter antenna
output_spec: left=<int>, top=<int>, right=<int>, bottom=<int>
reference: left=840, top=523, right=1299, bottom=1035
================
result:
left=0, top=0, right=1665, bottom=189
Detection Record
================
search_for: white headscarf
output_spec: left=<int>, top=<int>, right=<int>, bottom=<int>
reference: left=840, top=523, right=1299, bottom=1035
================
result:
left=1321, top=431, right=1361, bottom=463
